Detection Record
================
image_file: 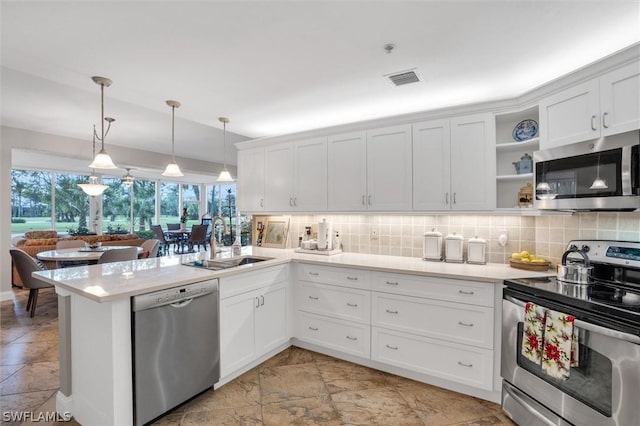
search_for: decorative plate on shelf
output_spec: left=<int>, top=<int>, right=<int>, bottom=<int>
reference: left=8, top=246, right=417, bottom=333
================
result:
left=512, top=119, right=538, bottom=142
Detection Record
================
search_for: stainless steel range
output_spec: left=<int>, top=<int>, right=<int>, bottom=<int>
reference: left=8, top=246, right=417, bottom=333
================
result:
left=501, top=240, right=640, bottom=426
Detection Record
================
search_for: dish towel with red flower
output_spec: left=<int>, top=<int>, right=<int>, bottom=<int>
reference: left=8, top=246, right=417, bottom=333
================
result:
left=521, top=302, right=579, bottom=380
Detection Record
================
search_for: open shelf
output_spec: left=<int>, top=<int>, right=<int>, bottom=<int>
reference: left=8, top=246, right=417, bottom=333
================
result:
left=497, top=173, right=533, bottom=181
left=496, top=138, right=539, bottom=152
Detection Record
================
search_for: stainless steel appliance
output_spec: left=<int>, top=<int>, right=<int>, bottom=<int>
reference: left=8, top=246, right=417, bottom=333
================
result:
left=534, top=133, right=639, bottom=211
left=501, top=240, right=640, bottom=426
left=132, top=279, right=220, bottom=426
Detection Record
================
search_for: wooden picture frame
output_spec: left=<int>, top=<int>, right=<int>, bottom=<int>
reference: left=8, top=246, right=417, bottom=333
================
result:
left=262, top=218, right=289, bottom=248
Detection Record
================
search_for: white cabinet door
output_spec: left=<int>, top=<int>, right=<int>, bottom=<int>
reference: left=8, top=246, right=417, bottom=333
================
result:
left=412, top=119, right=451, bottom=210
left=600, top=62, right=640, bottom=136
left=237, top=147, right=265, bottom=212
left=264, top=143, right=294, bottom=211
left=328, top=131, right=367, bottom=211
left=255, top=282, right=289, bottom=356
left=539, top=80, right=600, bottom=150
left=220, top=291, right=258, bottom=377
left=293, top=137, right=328, bottom=211
left=366, top=125, right=413, bottom=211
left=450, top=113, right=494, bottom=210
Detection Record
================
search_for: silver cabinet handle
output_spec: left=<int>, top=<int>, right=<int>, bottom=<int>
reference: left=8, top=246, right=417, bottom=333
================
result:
left=453, top=192, right=457, bottom=204
left=260, top=295, right=264, bottom=306
left=347, top=276, right=358, bottom=281
left=293, top=197, right=297, bottom=207
left=346, top=335, right=357, bottom=341
left=255, top=297, right=260, bottom=308
left=260, top=198, right=264, bottom=207
left=458, top=290, right=474, bottom=295
left=385, top=309, right=399, bottom=314
left=458, top=361, right=473, bottom=368
left=308, top=326, right=318, bottom=331
left=368, top=195, right=372, bottom=205
left=602, top=112, right=609, bottom=128
left=309, top=272, right=319, bottom=276
left=591, top=115, right=598, bottom=131
left=346, top=302, right=358, bottom=307
left=386, top=281, right=399, bottom=286
left=308, top=295, right=319, bottom=300
left=445, top=192, right=449, bottom=204
left=289, top=197, right=293, bottom=207
left=386, top=344, right=398, bottom=350
left=362, top=195, right=366, bottom=205
left=458, top=321, right=474, bottom=327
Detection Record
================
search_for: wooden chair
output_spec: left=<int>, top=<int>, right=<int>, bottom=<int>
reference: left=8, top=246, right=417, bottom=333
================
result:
left=140, top=239, right=161, bottom=258
left=151, top=225, right=180, bottom=255
left=183, top=224, right=208, bottom=252
left=9, top=249, right=54, bottom=318
left=98, top=247, right=138, bottom=264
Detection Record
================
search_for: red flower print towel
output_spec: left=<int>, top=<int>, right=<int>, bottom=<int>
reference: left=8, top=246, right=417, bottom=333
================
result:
left=542, top=309, right=575, bottom=380
left=522, top=302, right=546, bottom=364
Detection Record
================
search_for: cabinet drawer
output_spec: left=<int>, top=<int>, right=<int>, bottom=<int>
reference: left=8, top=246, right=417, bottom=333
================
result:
left=296, top=282, right=370, bottom=324
left=297, top=263, right=371, bottom=290
left=220, top=264, right=289, bottom=299
left=371, top=327, right=493, bottom=391
left=374, top=272, right=494, bottom=307
left=296, top=311, right=370, bottom=358
left=372, top=292, right=493, bottom=349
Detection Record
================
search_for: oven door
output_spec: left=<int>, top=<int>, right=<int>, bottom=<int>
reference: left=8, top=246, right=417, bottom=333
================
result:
left=501, top=294, right=640, bottom=426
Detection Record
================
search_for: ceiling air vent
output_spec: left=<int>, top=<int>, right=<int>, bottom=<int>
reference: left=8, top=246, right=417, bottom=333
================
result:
left=386, top=69, right=421, bottom=86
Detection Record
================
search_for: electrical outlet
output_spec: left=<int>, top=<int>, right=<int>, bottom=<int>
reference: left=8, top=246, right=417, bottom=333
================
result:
left=371, top=226, right=379, bottom=240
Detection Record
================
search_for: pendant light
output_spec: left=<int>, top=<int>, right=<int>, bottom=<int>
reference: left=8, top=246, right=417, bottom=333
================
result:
left=79, top=125, right=109, bottom=196
left=162, top=100, right=184, bottom=177
left=89, top=76, right=117, bottom=169
left=122, top=168, right=135, bottom=186
left=217, top=117, right=234, bottom=182
left=590, top=153, right=608, bottom=190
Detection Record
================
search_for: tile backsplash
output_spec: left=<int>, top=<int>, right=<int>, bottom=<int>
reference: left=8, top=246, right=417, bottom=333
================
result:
left=254, top=212, right=639, bottom=266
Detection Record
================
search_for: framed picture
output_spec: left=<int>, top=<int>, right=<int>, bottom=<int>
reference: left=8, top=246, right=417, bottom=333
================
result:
left=262, top=218, right=289, bottom=248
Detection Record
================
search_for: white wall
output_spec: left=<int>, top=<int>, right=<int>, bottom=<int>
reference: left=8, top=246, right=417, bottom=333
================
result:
left=1, top=133, right=13, bottom=299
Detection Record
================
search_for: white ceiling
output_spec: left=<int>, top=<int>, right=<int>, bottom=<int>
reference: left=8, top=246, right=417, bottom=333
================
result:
left=2, top=1, right=639, bottom=165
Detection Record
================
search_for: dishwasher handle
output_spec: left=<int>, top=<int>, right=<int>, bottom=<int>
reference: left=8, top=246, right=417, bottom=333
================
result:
left=132, top=279, right=219, bottom=312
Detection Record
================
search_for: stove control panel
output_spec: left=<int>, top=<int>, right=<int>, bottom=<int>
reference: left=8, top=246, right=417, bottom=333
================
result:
left=606, top=246, right=640, bottom=262
left=566, top=240, right=640, bottom=268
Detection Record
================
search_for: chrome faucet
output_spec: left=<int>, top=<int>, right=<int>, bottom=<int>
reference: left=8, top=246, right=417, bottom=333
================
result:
left=209, top=215, right=228, bottom=259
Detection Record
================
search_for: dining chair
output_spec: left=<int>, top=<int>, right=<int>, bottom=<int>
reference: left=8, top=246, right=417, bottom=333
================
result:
left=98, top=247, right=138, bottom=264
left=151, top=225, right=170, bottom=255
left=167, top=223, right=181, bottom=231
left=141, top=239, right=161, bottom=258
left=9, top=249, right=54, bottom=318
left=56, top=240, right=86, bottom=249
left=183, top=224, right=208, bottom=252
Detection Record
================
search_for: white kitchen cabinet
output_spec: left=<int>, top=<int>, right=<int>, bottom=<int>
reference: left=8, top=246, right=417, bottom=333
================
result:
left=413, top=114, right=494, bottom=211
left=296, top=281, right=371, bottom=324
left=296, top=311, right=371, bottom=358
left=237, top=147, right=265, bottom=212
left=263, top=138, right=328, bottom=212
left=328, top=125, right=412, bottom=211
left=539, top=61, right=640, bottom=149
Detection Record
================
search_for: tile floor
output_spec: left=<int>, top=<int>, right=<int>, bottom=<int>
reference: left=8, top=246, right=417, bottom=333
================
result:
left=1, top=287, right=515, bottom=426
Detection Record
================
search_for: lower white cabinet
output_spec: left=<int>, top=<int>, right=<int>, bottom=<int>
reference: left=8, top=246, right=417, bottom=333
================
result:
left=372, top=327, right=494, bottom=391
left=296, top=311, right=371, bottom=358
left=220, top=272, right=289, bottom=378
left=296, top=281, right=371, bottom=324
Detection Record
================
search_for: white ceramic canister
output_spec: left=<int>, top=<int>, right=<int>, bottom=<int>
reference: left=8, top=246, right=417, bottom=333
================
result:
left=444, top=232, right=464, bottom=263
left=317, top=218, right=333, bottom=251
left=467, top=235, right=487, bottom=264
left=423, top=228, right=443, bottom=261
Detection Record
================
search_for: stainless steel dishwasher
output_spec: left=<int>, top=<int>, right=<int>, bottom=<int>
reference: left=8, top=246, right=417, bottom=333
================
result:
left=132, top=279, right=219, bottom=426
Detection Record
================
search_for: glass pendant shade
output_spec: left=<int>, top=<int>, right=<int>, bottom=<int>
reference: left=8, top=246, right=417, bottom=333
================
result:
left=162, top=162, right=183, bottom=177
left=535, top=181, right=551, bottom=191
left=78, top=175, right=108, bottom=196
left=89, top=149, right=117, bottom=169
left=590, top=177, right=608, bottom=189
left=90, top=76, right=117, bottom=169
left=216, top=168, right=234, bottom=182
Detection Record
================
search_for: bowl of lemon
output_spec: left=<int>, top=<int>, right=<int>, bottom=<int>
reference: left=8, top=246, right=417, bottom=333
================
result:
left=509, top=250, right=550, bottom=271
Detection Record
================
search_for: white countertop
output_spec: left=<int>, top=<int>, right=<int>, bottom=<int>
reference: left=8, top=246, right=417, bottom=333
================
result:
left=32, top=246, right=553, bottom=303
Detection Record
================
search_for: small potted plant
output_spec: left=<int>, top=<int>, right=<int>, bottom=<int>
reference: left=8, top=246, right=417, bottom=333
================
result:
left=180, top=207, right=188, bottom=231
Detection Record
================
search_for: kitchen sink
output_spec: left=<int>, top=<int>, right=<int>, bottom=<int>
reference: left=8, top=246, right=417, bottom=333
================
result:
left=183, top=256, right=274, bottom=271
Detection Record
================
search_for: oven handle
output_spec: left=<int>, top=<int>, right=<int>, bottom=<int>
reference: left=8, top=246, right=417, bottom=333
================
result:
left=505, top=295, right=640, bottom=345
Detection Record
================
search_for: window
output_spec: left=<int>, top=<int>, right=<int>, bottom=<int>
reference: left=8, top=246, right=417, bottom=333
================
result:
left=205, top=183, right=250, bottom=246
left=102, top=177, right=131, bottom=233
left=54, top=172, right=90, bottom=233
left=181, top=184, right=200, bottom=228
left=132, top=179, right=156, bottom=231
left=160, top=182, right=179, bottom=227
left=10, top=169, right=52, bottom=233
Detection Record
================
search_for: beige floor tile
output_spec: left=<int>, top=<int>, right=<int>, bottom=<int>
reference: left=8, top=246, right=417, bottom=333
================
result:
left=1, top=326, right=31, bottom=346
left=0, top=361, right=59, bottom=395
left=0, top=340, right=59, bottom=366
left=315, top=358, right=389, bottom=394
left=13, top=323, right=59, bottom=344
left=0, top=364, right=24, bottom=382
left=331, top=387, right=424, bottom=425
left=0, top=390, right=57, bottom=421
left=181, top=405, right=263, bottom=425
left=260, top=346, right=317, bottom=369
left=260, top=363, right=328, bottom=404
left=184, top=369, right=261, bottom=413
left=262, top=395, right=341, bottom=426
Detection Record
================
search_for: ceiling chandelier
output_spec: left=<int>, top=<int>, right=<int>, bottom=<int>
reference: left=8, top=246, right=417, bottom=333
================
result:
left=216, top=117, right=234, bottom=182
left=88, top=76, right=117, bottom=169
left=78, top=125, right=109, bottom=196
left=162, top=100, right=184, bottom=177
left=122, top=168, right=135, bottom=186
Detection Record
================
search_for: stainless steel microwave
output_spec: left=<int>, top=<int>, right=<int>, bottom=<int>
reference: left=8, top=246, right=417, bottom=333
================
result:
left=534, top=133, right=639, bottom=211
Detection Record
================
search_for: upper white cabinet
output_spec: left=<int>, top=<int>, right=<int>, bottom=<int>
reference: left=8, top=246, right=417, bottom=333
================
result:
left=413, top=114, right=494, bottom=211
left=328, top=125, right=412, bottom=211
left=539, top=61, right=640, bottom=149
left=237, top=147, right=265, bottom=212
left=261, top=138, right=328, bottom=212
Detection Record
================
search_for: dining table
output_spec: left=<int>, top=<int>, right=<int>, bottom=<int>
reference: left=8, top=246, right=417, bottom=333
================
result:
left=36, top=246, right=144, bottom=263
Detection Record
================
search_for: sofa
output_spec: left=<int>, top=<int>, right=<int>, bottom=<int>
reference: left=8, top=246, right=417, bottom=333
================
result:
left=11, top=230, right=145, bottom=287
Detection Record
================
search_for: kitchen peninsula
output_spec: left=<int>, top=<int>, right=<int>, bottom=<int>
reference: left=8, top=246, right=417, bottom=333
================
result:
left=33, top=247, right=553, bottom=425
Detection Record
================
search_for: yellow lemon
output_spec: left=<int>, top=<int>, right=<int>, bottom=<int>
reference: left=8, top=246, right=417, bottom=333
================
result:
left=520, top=258, right=531, bottom=262
left=511, top=253, right=522, bottom=260
left=520, top=250, right=530, bottom=257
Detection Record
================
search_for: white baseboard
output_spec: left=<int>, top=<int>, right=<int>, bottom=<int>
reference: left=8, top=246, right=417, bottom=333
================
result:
left=0, top=290, right=15, bottom=302
left=56, top=391, right=73, bottom=417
